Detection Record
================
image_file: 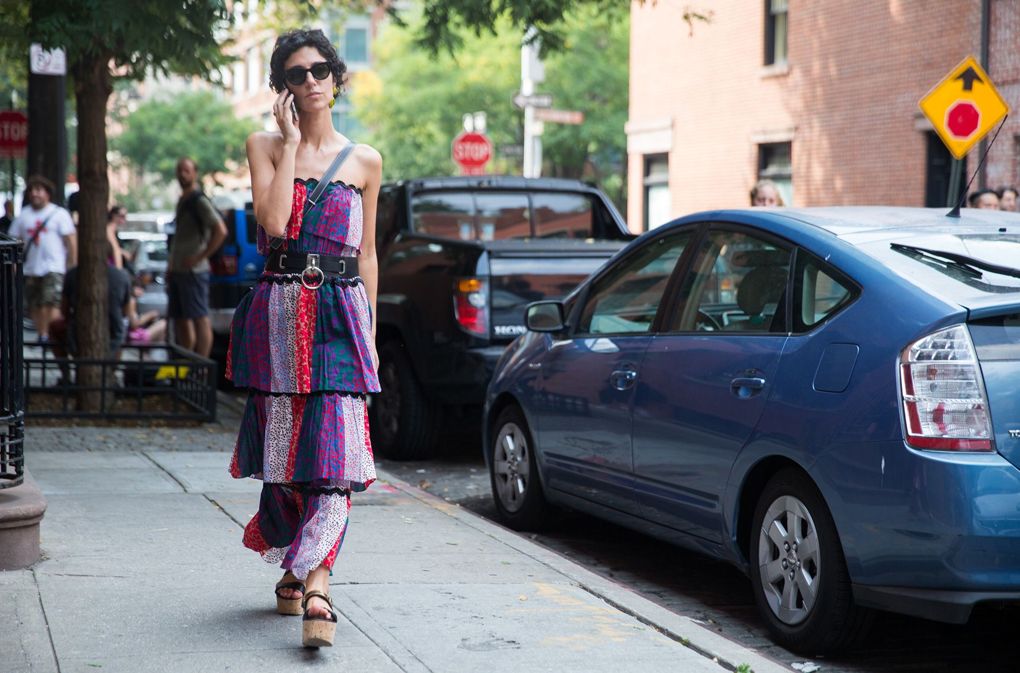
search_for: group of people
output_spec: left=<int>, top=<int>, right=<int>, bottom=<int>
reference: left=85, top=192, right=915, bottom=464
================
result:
left=3, top=155, right=228, bottom=366
left=967, top=185, right=1019, bottom=211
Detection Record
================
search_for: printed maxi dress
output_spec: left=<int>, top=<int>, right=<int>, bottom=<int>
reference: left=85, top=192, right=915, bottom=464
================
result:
left=226, top=177, right=379, bottom=580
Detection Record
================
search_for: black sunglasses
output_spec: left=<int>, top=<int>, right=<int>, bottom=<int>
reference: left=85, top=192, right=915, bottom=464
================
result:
left=284, top=62, right=331, bottom=87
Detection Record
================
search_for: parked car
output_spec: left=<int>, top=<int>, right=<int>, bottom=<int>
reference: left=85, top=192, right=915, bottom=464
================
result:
left=208, top=201, right=265, bottom=369
left=371, top=176, right=634, bottom=460
left=118, top=231, right=169, bottom=317
left=484, top=206, right=1020, bottom=655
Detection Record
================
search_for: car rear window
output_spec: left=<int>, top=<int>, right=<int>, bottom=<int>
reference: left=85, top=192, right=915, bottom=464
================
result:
left=410, top=190, right=610, bottom=241
left=860, top=233, right=1020, bottom=301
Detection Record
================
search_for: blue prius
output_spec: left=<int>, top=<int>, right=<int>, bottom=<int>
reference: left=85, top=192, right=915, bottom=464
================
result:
left=483, top=206, right=1020, bottom=655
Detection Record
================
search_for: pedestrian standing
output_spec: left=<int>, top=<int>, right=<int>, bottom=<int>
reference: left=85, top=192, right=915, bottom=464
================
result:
left=0, top=199, right=14, bottom=235
left=997, top=186, right=1018, bottom=212
left=8, top=175, right=76, bottom=341
left=750, top=179, right=785, bottom=207
left=224, top=28, right=382, bottom=648
left=166, top=157, right=227, bottom=357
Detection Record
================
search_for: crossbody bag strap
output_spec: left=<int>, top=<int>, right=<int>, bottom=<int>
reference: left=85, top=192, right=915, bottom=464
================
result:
left=270, top=142, right=357, bottom=251
left=24, top=212, right=55, bottom=255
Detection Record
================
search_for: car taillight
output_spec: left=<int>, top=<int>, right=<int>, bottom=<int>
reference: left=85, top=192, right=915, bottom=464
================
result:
left=900, top=324, right=993, bottom=451
left=453, top=278, right=489, bottom=338
left=211, top=254, right=238, bottom=276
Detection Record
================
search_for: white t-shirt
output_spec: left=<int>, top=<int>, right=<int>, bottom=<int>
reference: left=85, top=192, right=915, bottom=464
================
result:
left=9, top=203, right=75, bottom=277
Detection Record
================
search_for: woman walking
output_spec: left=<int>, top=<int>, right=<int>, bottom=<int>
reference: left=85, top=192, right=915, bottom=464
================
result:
left=226, top=28, right=382, bottom=648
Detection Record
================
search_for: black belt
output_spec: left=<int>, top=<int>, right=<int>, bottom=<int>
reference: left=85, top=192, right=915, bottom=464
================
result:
left=264, top=250, right=359, bottom=289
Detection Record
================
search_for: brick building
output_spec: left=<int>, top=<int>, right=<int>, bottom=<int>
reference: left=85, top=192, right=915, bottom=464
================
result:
left=626, top=0, right=1020, bottom=231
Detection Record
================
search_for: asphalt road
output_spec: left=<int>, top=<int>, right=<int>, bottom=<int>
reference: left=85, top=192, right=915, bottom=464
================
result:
left=378, top=426, right=1020, bottom=673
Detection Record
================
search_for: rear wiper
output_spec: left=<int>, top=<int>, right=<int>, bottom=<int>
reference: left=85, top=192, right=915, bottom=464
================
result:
left=891, top=243, right=1020, bottom=280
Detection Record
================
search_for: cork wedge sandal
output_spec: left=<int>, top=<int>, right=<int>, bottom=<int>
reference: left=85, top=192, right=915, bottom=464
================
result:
left=275, top=576, right=306, bottom=616
left=301, top=590, right=338, bottom=648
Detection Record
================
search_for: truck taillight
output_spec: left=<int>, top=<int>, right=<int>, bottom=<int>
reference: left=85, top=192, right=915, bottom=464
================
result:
left=900, top=324, right=993, bottom=451
left=453, top=277, right=489, bottom=338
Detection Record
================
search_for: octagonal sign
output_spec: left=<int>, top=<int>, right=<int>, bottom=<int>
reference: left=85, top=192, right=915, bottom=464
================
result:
left=919, top=56, right=1009, bottom=159
left=945, top=100, right=980, bottom=139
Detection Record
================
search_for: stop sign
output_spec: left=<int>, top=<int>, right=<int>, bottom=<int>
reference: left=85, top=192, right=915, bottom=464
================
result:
left=945, top=101, right=980, bottom=140
left=0, top=110, right=28, bottom=159
left=452, top=131, right=492, bottom=175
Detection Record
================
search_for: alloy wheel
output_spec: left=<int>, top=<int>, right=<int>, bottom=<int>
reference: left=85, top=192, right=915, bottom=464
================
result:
left=757, top=494, right=821, bottom=625
left=493, top=422, right=530, bottom=513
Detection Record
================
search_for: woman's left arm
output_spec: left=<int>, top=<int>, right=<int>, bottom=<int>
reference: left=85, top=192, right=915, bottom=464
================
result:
left=358, top=146, right=384, bottom=357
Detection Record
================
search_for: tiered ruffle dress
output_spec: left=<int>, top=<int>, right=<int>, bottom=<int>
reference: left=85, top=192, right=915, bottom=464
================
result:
left=226, top=177, right=379, bottom=580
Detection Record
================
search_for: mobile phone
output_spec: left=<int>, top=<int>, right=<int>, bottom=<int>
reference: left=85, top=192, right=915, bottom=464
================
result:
left=290, top=100, right=298, bottom=122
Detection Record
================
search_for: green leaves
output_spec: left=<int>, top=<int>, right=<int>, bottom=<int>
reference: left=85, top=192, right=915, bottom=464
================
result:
left=112, top=90, right=257, bottom=184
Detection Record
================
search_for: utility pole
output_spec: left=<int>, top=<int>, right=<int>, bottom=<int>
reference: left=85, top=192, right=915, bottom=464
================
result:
left=26, top=41, right=67, bottom=207
left=521, top=28, right=544, bottom=178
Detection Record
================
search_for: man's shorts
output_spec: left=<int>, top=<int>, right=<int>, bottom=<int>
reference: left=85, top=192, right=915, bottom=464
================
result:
left=167, top=271, right=210, bottom=320
left=25, top=272, right=63, bottom=308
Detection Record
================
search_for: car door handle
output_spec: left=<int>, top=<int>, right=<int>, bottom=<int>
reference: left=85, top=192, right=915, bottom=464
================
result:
left=730, top=377, right=766, bottom=398
left=610, top=368, right=638, bottom=391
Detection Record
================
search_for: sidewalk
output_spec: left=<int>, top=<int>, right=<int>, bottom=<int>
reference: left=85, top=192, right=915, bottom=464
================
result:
left=2, top=416, right=789, bottom=673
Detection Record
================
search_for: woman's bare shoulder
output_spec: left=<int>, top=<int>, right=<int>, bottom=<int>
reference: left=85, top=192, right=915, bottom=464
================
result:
left=247, top=131, right=286, bottom=156
left=352, top=143, right=382, bottom=169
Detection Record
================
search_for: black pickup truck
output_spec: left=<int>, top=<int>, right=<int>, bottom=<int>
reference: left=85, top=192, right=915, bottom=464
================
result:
left=370, top=176, right=633, bottom=459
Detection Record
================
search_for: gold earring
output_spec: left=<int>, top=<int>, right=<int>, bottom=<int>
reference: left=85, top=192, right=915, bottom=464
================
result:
left=328, top=86, right=339, bottom=109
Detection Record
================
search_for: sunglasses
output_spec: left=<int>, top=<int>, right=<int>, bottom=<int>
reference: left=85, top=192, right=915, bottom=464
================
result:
left=284, top=61, right=331, bottom=87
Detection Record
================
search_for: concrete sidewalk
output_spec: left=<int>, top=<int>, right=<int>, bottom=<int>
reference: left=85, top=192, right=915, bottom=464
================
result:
left=2, top=425, right=789, bottom=673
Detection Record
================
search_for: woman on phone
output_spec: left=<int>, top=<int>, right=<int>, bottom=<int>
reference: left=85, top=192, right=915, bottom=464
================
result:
left=225, top=28, right=382, bottom=648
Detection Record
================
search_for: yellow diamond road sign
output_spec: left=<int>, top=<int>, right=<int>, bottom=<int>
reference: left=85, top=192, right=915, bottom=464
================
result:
left=919, top=56, right=1009, bottom=160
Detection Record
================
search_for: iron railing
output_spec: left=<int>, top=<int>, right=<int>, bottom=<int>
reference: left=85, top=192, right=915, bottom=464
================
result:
left=0, top=234, right=25, bottom=488
left=23, top=342, right=217, bottom=422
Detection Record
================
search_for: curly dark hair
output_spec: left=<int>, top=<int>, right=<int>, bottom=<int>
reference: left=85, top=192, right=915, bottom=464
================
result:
left=269, top=28, right=347, bottom=95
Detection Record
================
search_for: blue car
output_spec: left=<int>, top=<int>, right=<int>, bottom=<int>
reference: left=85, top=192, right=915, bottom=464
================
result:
left=484, top=207, right=1020, bottom=654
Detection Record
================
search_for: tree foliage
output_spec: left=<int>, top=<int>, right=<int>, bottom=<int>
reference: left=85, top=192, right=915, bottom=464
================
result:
left=0, top=1, right=231, bottom=406
left=352, top=7, right=630, bottom=203
left=114, top=91, right=257, bottom=184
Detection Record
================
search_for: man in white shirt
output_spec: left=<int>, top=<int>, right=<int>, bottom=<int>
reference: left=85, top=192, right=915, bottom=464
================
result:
left=9, top=175, right=77, bottom=341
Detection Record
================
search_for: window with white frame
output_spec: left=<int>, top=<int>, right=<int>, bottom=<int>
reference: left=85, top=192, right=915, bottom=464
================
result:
left=764, top=0, right=788, bottom=66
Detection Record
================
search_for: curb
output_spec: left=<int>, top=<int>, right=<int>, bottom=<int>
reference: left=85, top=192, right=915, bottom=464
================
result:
left=376, top=467, right=791, bottom=673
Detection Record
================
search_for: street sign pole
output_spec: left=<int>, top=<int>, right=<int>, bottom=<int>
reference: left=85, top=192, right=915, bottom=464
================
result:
left=946, top=157, right=964, bottom=208
left=521, top=27, right=544, bottom=179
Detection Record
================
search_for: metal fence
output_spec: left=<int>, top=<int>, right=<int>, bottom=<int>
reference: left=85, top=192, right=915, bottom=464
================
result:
left=0, top=235, right=25, bottom=489
left=23, top=342, right=218, bottom=422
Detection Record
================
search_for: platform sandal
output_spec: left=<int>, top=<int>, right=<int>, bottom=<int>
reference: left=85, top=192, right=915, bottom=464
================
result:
left=301, top=590, right=338, bottom=648
left=275, top=575, right=306, bottom=616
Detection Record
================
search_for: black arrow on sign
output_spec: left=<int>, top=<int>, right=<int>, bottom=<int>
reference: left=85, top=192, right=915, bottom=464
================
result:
left=955, top=66, right=983, bottom=91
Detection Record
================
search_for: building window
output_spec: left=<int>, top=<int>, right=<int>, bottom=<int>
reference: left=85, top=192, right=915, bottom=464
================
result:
left=764, top=0, right=788, bottom=66
left=925, top=131, right=967, bottom=207
left=246, top=48, right=260, bottom=93
left=344, top=27, right=369, bottom=65
left=643, top=154, right=670, bottom=230
left=758, top=142, right=792, bottom=205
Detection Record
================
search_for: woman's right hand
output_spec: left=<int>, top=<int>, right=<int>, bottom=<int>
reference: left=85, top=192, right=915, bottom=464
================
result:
left=273, top=89, right=300, bottom=145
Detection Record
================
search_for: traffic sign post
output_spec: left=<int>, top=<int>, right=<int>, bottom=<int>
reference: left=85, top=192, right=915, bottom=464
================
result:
left=452, top=131, right=493, bottom=176
left=919, top=56, right=1009, bottom=160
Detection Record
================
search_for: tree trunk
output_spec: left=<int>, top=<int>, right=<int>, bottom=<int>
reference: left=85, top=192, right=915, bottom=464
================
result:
left=71, top=55, right=112, bottom=413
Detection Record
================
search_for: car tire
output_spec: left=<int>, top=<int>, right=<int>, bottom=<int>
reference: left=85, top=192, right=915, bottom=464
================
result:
left=369, top=339, right=441, bottom=461
left=489, top=405, right=549, bottom=531
left=749, top=468, right=872, bottom=655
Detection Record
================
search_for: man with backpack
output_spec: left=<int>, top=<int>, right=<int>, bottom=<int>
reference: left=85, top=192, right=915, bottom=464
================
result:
left=8, top=175, right=76, bottom=341
left=167, top=157, right=227, bottom=358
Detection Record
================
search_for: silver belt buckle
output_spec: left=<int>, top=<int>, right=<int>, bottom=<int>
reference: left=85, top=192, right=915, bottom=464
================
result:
left=276, top=253, right=287, bottom=272
left=301, top=253, right=325, bottom=290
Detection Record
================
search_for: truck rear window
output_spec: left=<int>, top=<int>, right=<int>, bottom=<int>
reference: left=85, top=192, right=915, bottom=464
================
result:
left=411, top=190, right=607, bottom=241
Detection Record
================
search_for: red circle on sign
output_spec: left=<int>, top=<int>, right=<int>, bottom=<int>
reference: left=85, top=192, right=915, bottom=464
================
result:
left=945, top=101, right=980, bottom=139
left=0, top=110, right=28, bottom=158
left=452, top=131, right=492, bottom=169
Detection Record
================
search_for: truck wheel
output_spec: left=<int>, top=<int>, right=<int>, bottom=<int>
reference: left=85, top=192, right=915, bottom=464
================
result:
left=750, top=468, right=872, bottom=655
left=370, top=340, right=441, bottom=460
left=489, top=405, right=548, bottom=531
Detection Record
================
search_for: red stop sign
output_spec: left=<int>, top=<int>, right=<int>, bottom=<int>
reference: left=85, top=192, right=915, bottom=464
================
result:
left=0, top=110, right=28, bottom=159
left=452, top=131, right=492, bottom=174
left=945, top=101, right=980, bottom=140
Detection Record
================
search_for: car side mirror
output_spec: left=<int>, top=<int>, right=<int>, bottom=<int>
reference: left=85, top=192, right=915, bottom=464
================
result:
left=525, top=301, right=565, bottom=332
